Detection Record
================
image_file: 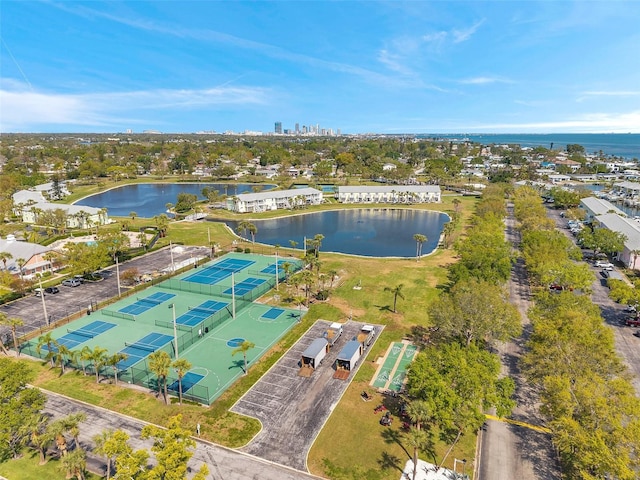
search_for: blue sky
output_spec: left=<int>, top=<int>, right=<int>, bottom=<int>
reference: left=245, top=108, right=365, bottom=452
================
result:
left=1, top=1, right=639, bottom=134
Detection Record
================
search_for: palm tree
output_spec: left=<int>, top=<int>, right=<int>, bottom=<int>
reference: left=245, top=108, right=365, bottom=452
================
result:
left=384, top=283, right=405, bottom=313
left=289, top=240, right=298, bottom=250
left=452, top=197, right=461, bottom=212
left=172, top=358, right=193, bottom=405
left=0, top=251, right=13, bottom=271
left=60, top=448, right=87, bottom=480
left=312, top=233, right=324, bottom=257
left=106, top=352, right=128, bottom=385
left=247, top=223, right=257, bottom=244
left=405, top=428, right=430, bottom=480
left=231, top=340, right=255, bottom=376
left=299, top=270, right=315, bottom=305
left=15, top=257, right=25, bottom=279
left=413, top=234, right=427, bottom=261
left=129, top=211, right=137, bottom=222
left=57, top=344, right=72, bottom=374
left=79, top=346, right=92, bottom=375
left=0, top=313, right=23, bottom=355
left=148, top=350, right=172, bottom=404
left=89, top=346, right=108, bottom=383
left=64, top=412, right=86, bottom=450
left=36, top=332, right=59, bottom=367
left=29, top=414, right=52, bottom=465
left=632, top=248, right=640, bottom=270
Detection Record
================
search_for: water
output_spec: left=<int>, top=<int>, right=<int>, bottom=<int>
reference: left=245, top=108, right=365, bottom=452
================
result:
left=223, top=209, right=449, bottom=258
left=75, top=183, right=275, bottom=218
left=292, top=184, right=337, bottom=193
left=420, top=133, right=640, bottom=159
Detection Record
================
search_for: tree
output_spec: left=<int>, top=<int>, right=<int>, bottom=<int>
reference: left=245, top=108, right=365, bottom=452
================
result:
left=0, top=359, right=46, bottom=461
left=79, top=345, right=92, bottom=376
left=172, top=357, right=193, bottom=405
left=452, top=197, right=461, bottom=212
left=89, top=346, right=108, bottom=383
left=129, top=211, right=137, bottom=222
left=428, top=279, right=522, bottom=347
left=413, top=233, right=427, bottom=261
left=59, top=447, right=87, bottom=480
left=106, top=352, right=128, bottom=385
left=405, top=400, right=433, bottom=480
left=232, top=340, right=256, bottom=375
left=148, top=350, right=172, bottom=404
left=36, top=332, right=59, bottom=367
left=57, top=343, right=72, bottom=374
left=141, top=415, right=209, bottom=480
left=311, top=233, right=324, bottom=257
left=0, top=251, right=13, bottom=271
left=28, top=414, right=53, bottom=465
left=384, top=283, right=405, bottom=313
left=0, top=313, right=23, bottom=355
left=577, top=227, right=627, bottom=258
left=247, top=223, right=257, bottom=244
left=97, top=429, right=148, bottom=480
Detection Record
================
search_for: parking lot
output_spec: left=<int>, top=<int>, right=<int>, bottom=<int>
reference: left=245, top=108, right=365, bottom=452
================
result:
left=232, top=319, right=383, bottom=471
left=0, top=245, right=209, bottom=345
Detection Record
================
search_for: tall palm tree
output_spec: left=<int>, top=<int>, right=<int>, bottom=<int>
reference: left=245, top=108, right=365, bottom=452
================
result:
left=384, top=283, right=405, bottom=313
left=60, top=448, right=87, bottom=480
left=64, top=412, right=86, bottom=450
left=231, top=340, right=255, bottom=376
left=92, top=430, right=114, bottom=480
left=15, top=257, right=25, bottom=279
left=172, top=358, right=193, bottom=405
left=89, top=346, right=108, bottom=383
left=29, top=414, right=52, bottom=465
left=79, top=346, right=92, bottom=375
left=106, top=352, right=128, bottom=385
left=36, top=332, right=59, bottom=367
left=0, top=313, right=23, bottom=355
left=632, top=248, right=640, bottom=270
left=413, top=234, right=427, bottom=261
left=0, top=251, right=13, bottom=271
left=247, top=223, right=257, bottom=244
left=57, top=344, right=72, bottom=374
left=312, top=233, right=325, bottom=257
left=148, top=350, right=172, bottom=404
left=452, top=197, right=461, bottom=212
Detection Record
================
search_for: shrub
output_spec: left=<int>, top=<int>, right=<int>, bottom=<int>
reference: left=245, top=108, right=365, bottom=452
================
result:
left=244, top=248, right=251, bottom=254
left=316, top=289, right=330, bottom=301
left=235, top=247, right=243, bottom=253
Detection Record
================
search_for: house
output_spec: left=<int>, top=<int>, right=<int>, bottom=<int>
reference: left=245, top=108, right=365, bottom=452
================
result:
left=580, top=197, right=625, bottom=221
left=21, top=203, right=109, bottom=229
left=0, top=235, right=55, bottom=278
left=336, top=186, right=441, bottom=204
left=591, top=213, right=640, bottom=269
left=226, top=188, right=323, bottom=213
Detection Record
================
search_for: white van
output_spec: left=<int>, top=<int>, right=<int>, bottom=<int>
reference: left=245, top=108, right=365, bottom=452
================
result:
left=34, top=288, right=45, bottom=297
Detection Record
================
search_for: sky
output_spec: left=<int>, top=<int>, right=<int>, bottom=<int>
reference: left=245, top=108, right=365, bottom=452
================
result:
left=1, top=1, right=640, bottom=134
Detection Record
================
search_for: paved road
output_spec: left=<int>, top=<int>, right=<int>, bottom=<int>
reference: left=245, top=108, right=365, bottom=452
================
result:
left=0, top=245, right=209, bottom=346
left=44, top=390, right=323, bottom=480
left=476, top=203, right=561, bottom=480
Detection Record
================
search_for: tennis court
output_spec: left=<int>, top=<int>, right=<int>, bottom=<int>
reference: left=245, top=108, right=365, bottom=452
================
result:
left=183, top=258, right=255, bottom=285
left=177, top=300, right=229, bottom=327
left=119, top=292, right=176, bottom=315
left=260, top=260, right=290, bottom=275
left=223, top=277, right=265, bottom=296
left=117, top=332, right=175, bottom=370
left=22, top=252, right=305, bottom=405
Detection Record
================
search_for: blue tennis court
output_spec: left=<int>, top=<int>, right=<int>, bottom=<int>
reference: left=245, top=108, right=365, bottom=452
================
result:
left=183, top=259, right=255, bottom=285
left=260, top=260, right=291, bottom=275
left=52, top=321, right=116, bottom=350
left=119, top=292, right=176, bottom=315
left=262, top=307, right=285, bottom=320
left=223, top=277, right=265, bottom=296
left=168, top=372, right=204, bottom=393
left=117, top=332, right=174, bottom=370
left=177, top=300, right=229, bottom=327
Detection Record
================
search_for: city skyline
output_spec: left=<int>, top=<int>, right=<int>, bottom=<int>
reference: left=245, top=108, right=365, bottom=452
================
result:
left=1, top=1, right=640, bottom=134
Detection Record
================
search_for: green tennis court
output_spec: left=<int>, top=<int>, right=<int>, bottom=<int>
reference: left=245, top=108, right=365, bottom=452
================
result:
left=22, top=252, right=305, bottom=404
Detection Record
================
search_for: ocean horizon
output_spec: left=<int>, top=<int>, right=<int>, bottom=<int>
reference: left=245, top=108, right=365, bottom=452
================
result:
left=415, top=133, right=639, bottom=160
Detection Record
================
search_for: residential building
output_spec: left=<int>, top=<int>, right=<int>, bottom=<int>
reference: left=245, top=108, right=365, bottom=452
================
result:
left=0, top=235, right=55, bottom=278
left=336, top=186, right=441, bottom=204
left=21, top=203, right=109, bottom=229
left=226, top=187, right=323, bottom=213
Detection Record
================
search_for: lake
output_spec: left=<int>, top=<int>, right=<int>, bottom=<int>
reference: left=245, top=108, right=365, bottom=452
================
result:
left=223, top=208, right=449, bottom=258
left=75, top=183, right=275, bottom=218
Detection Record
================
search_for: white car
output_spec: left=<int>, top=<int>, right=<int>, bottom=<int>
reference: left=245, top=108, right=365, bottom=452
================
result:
left=595, top=261, right=614, bottom=269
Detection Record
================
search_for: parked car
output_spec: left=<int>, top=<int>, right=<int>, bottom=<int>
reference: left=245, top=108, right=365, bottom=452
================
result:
left=595, top=261, right=614, bottom=269
left=62, top=279, right=81, bottom=287
left=73, top=275, right=85, bottom=283
left=34, top=288, right=45, bottom=297
left=44, top=286, right=59, bottom=294
left=625, top=304, right=637, bottom=313
left=626, top=317, right=640, bottom=327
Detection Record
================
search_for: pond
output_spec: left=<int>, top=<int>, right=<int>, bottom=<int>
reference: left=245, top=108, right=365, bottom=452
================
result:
left=223, top=208, right=449, bottom=258
left=74, top=183, right=275, bottom=218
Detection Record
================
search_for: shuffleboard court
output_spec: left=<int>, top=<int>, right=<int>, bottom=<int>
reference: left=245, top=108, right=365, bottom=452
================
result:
left=120, top=292, right=176, bottom=315
left=223, top=277, right=265, bottom=296
left=372, top=342, right=405, bottom=388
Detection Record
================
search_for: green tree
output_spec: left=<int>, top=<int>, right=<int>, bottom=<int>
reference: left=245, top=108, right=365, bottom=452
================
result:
left=59, top=447, right=87, bottom=480
left=148, top=350, right=172, bottom=404
left=578, top=227, right=627, bottom=258
left=172, top=357, right=193, bottom=405
left=141, top=415, right=209, bottom=480
left=384, top=283, right=405, bottom=313
left=106, top=352, right=128, bottom=385
left=232, top=340, right=256, bottom=376
left=28, top=414, right=53, bottom=465
left=0, top=359, right=46, bottom=461
left=89, top=346, right=108, bottom=383
left=0, top=251, right=13, bottom=271
left=36, top=332, right=59, bottom=367
left=0, top=313, right=23, bottom=355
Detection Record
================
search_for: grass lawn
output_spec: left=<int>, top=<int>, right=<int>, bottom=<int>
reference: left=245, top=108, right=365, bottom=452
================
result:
left=10, top=191, right=479, bottom=478
left=0, top=449, right=102, bottom=480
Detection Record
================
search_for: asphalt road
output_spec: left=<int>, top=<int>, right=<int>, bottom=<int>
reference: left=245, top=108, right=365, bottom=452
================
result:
left=0, top=245, right=210, bottom=346
left=43, top=390, right=323, bottom=480
left=476, top=203, right=561, bottom=480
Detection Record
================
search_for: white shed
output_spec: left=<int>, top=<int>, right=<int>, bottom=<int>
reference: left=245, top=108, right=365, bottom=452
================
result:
left=301, top=338, right=329, bottom=369
left=335, top=340, right=363, bottom=372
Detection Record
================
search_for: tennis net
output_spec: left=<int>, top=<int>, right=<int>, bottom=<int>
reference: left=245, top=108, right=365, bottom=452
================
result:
left=103, top=310, right=136, bottom=321
left=189, top=305, right=221, bottom=316
left=69, top=329, right=94, bottom=339
left=138, top=296, right=163, bottom=306
left=205, top=263, right=244, bottom=274
left=124, top=342, right=158, bottom=353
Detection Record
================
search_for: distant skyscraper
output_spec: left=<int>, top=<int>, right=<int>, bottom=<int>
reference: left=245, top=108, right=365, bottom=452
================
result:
left=295, top=123, right=300, bottom=134
left=274, top=122, right=282, bottom=134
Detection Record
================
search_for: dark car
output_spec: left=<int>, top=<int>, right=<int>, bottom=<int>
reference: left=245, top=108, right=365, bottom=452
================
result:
left=44, top=286, right=59, bottom=294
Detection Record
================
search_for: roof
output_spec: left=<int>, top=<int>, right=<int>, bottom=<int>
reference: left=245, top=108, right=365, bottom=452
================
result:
left=234, top=187, right=322, bottom=202
left=337, top=185, right=440, bottom=194
left=337, top=339, right=362, bottom=360
left=613, top=181, right=640, bottom=190
left=580, top=197, right=625, bottom=216
left=25, top=202, right=102, bottom=215
left=595, top=213, right=640, bottom=251
left=12, top=190, right=46, bottom=205
left=0, top=238, right=51, bottom=272
left=301, top=338, right=328, bottom=359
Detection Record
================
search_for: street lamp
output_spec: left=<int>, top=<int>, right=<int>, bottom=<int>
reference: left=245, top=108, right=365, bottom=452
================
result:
left=169, top=303, right=179, bottom=359
left=38, top=277, right=49, bottom=326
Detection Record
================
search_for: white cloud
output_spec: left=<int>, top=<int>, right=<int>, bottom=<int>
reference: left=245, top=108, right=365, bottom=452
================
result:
left=452, top=19, right=486, bottom=43
left=0, top=80, right=270, bottom=131
left=459, top=76, right=513, bottom=85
